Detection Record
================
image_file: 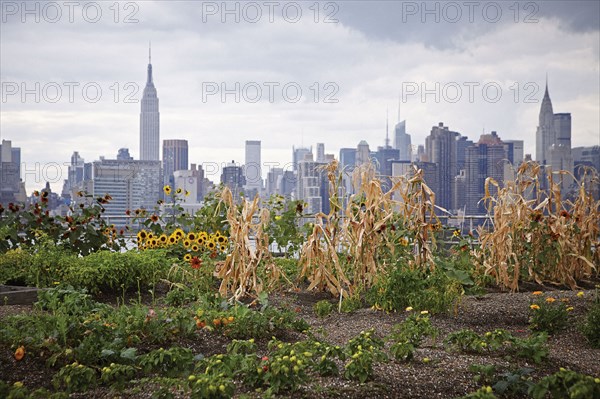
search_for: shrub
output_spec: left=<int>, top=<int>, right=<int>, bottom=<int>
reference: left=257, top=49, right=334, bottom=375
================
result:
left=63, top=250, right=173, bottom=294
left=528, top=292, right=570, bottom=334
left=529, top=368, right=600, bottom=399
left=313, top=300, right=334, bottom=318
left=580, top=302, right=600, bottom=348
left=366, top=262, right=463, bottom=314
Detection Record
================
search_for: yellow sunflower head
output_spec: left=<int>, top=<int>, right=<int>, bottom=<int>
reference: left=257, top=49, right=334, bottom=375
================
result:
left=183, top=253, right=192, bottom=262
left=163, top=185, right=172, bottom=195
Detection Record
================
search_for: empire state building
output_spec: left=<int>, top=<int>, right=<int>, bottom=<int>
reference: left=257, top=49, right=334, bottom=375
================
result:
left=140, top=45, right=160, bottom=161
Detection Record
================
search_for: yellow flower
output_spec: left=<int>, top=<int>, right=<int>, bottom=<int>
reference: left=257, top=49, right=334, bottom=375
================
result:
left=183, top=240, right=191, bottom=249
left=174, top=229, right=184, bottom=239
left=566, top=306, right=574, bottom=312
left=530, top=304, right=540, bottom=310
left=275, top=215, right=282, bottom=221
left=577, top=291, right=584, bottom=298
left=187, top=232, right=197, bottom=241
left=184, top=253, right=192, bottom=262
left=185, top=190, right=190, bottom=197
left=163, top=185, right=172, bottom=195
left=176, top=187, right=183, bottom=194
left=546, top=297, right=556, bottom=303
left=191, top=244, right=200, bottom=252
left=452, top=230, right=460, bottom=238
left=405, top=306, right=413, bottom=312
left=13, top=381, right=24, bottom=388
left=399, top=237, right=409, bottom=247
left=420, top=310, right=429, bottom=315
left=532, top=291, right=543, bottom=296
left=159, top=234, right=167, bottom=243
left=168, top=235, right=177, bottom=245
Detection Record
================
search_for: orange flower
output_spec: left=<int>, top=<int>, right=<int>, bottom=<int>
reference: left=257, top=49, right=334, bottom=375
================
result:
left=546, top=297, right=556, bottom=303
left=213, top=318, right=221, bottom=327
left=190, top=256, right=202, bottom=269
left=530, top=304, right=540, bottom=310
left=14, top=346, right=25, bottom=361
left=532, top=291, right=543, bottom=296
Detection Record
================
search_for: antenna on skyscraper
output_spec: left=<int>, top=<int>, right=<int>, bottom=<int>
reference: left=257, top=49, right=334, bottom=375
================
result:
left=149, top=41, right=152, bottom=64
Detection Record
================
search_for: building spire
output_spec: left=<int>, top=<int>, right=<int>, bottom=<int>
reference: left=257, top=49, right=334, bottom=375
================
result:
left=146, top=42, right=153, bottom=85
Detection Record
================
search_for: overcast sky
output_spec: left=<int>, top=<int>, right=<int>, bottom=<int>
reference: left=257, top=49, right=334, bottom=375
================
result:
left=1, top=0, right=599, bottom=193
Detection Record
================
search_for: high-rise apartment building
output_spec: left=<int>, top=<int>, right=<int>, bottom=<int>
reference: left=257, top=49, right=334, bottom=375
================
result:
left=244, top=140, right=262, bottom=196
left=464, top=131, right=507, bottom=214
left=163, top=139, right=189, bottom=189
left=92, top=154, right=161, bottom=227
left=140, top=46, right=160, bottom=161
left=0, top=140, right=25, bottom=203
left=425, top=122, right=459, bottom=211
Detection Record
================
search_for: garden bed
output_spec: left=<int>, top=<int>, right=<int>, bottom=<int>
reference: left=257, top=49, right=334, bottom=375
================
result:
left=1, top=286, right=599, bottom=398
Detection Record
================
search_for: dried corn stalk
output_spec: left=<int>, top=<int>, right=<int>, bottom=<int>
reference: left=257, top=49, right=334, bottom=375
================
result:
left=476, top=162, right=600, bottom=291
left=298, top=160, right=351, bottom=297
left=215, top=187, right=282, bottom=301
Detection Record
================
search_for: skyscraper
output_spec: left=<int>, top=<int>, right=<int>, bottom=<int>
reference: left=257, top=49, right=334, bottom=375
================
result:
left=0, top=140, right=25, bottom=203
left=535, top=80, right=573, bottom=189
left=464, top=131, right=507, bottom=214
left=163, top=139, right=189, bottom=189
left=394, top=101, right=412, bottom=161
left=244, top=140, right=262, bottom=196
left=140, top=45, right=160, bottom=161
left=92, top=154, right=161, bottom=227
left=425, top=122, right=459, bottom=211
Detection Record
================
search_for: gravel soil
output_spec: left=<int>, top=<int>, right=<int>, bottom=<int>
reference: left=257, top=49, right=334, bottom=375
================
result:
left=1, top=288, right=599, bottom=398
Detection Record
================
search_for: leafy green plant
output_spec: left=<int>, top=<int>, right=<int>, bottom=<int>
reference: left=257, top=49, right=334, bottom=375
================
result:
left=529, top=292, right=570, bottom=334
left=188, top=373, right=235, bottom=399
left=265, top=195, right=306, bottom=257
left=529, top=368, right=600, bottom=399
left=366, top=262, right=463, bottom=314
left=469, top=364, right=497, bottom=385
left=343, top=329, right=387, bottom=383
left=460, top=386, right=497, bottom=399
left=52, top=362, right=97, bottom=393
left=444, top=328, right=548, bottom=363
left=63, top=250, right=173, bottom=294
left=388, top=310, right=438, bottom=361
left=493, top=367, right=535, bottom=396
left=579, top=302, right=600, bottom=348
left=138, top=347, right=195, bottom=377
left=314, top=300, right=334, bottom=318
left=100, top=363, right=136, bottom=390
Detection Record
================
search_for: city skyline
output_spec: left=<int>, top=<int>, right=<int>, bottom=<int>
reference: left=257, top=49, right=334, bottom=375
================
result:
left=1, top=1, right=599, bottom=193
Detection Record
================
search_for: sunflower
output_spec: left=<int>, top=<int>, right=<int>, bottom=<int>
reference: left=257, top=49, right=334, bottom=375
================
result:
left=197, top=237, right=205, bottom=246
left=137, top=230, right=148, bottom=241
left=207, top=240, right=216, bottom=250
left=191, top=244, right=200, bottom=252
left=219, top=244, right=227, bottom=252
left=183, top=253, right=192, bottom=262
left=176, top=187, right=183, bottom=194
left=187, top=232, right=197, bottom=241
left=174, top=229, right=184, bottom=239
left=150, top=238, right=158, bottom=247
left=147, top=232, right=154, bottom=240
left=217, top=235, right=225, bottom=243
left=150, top=214, right=159, bottom=223
left=183, top=240, right=192, bottom=249
left=163, top=185, right=172, bottom=195
left=159, top=234, right=167, bottom=244
left=168, top=235, right=177, bottom=245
